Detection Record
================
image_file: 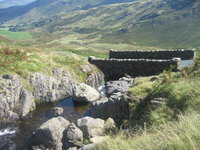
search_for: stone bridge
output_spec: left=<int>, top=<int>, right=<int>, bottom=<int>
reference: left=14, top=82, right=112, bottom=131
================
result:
left=88, top=49, right=195, bottom=81
left=109, top=49, right=195, bottom=60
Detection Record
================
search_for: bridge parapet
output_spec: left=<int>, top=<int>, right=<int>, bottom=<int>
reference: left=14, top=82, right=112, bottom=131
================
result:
left=89, top=56, right=180, bottom=81
left=109, top=49, right=195, bottom=60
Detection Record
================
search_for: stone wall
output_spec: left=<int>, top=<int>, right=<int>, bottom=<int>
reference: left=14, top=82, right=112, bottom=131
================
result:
left=109, top=49, right=195, bottom=60
left=89, top=57, right=180, bottom=81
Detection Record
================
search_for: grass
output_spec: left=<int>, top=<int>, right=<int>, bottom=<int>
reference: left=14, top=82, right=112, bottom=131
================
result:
left=0, top=28, right=32, bottom=40
left=96, top=112, right=200, bottom=150
left=0, top=45, right=88, bottom=82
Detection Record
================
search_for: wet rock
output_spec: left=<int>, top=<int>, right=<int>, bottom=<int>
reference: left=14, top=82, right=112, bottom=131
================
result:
left=52, top=107, right=64, bottom=115
left=73, top=83, right=100, bottom=103
left=80, top=65, right=104, bottom=89
left=87, top=92, right=129, bottom=120
left=29, top=70, right=75, bottom=103
left=105, top=77, right=134, bottom=97
left=77, top=117, right=105, bottom=138
left=64, top=123, right=83, bottom=148
left=27, top=117, right=70, bottom=150
left=0, top=74, right=35, bottom=122
left=0, top=134, right=16, bottom=150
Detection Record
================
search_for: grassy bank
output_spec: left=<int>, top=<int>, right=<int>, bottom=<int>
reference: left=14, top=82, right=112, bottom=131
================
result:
left=96, top=112, right=200, bottom=150
left=96, top=57, right=200, bottom=150
left=0, top=45, right=88, bottom=82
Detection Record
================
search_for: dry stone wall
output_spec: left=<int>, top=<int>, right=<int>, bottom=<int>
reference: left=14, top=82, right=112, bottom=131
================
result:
left=109, top=49, right=195, bottom=60
left=89, top=57, right=180, bottom=81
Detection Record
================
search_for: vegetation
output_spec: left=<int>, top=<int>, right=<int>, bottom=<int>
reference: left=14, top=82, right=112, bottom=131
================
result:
left=0, top=28, right=32, bottom=40
left=96, top=56, right=200, bottom=150
left=1, top=0, right=200, bottom=49
left=0, top=45, right=88, bottom=81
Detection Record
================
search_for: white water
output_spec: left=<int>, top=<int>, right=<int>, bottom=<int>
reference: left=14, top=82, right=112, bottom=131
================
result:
left=0, top=128, right=16, bottom=136
left=98, top=85, right=106, bottom=95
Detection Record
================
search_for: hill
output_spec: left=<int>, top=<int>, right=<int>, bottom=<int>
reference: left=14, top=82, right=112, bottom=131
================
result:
left=0, top=0, right=200, bottom=49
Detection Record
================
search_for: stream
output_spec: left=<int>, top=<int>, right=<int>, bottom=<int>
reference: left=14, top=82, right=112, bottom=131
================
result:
left=0, top=60, right=194, bottom=150
left=0, top=97, right=87, bottom=150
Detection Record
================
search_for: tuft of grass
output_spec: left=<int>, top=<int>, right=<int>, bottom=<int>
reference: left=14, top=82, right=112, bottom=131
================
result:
left=128, top=76, right=157, bottom=96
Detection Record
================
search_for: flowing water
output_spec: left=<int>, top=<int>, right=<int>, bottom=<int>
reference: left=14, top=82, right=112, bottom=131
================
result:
left=0, top=97, right=87, bottom=150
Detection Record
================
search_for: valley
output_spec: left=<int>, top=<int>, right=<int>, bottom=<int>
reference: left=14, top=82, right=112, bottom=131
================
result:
left=0, top=0, right=200, bottom=150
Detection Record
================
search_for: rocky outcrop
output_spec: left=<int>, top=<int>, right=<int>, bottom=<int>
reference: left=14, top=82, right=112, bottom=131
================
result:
left=77, top=117, right=105, bottom=138
left=28, top=68, right=75, bottom=103
left=72, top=83, right=100, bottom=103
left=26, top=115, right=114, bottom=150
left=27, top=117, right=70, bottom=150
left=0, top=74, right=35, bottom=122
left=105, top=77, right=134, bottom=97
left=64, top=123, right=83, bottom=148
left=86, top=92, right=129, bottom=121
left=80, top=65, right=104, bottom=89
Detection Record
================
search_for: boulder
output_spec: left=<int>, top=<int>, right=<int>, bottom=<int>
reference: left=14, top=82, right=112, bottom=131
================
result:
left=77, top=117, right=105, bottom=138
left=0, top=74, right=35, bottom=121
left=64, top=123, right=83, bottom=148
left=104, top=118, right=116, bottom=130
left=20, top=88, right=36, bottom=117
left=73, top=83, right=100, bottom=103
left=29, top=70, right=75, bottom=103
left=105, top=77, right=134, bottom=97
left=86, top=92, right=129, bottom=120
left=52, top=107, right=64, bottom=115
left=27, top=117, right=70, bottom=150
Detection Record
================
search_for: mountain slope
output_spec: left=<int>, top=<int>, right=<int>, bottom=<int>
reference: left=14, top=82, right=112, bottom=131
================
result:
left=0, top=0, right=137, bottom=22
left=1, top=0, right=200, bottom=48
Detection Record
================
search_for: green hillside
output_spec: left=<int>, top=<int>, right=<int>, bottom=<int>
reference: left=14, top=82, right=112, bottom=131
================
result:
left=0, top=0, right=199, bottom=49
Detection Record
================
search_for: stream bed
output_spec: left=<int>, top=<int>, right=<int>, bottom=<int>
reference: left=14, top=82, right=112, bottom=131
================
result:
left=0, top=97, right=87, bottom=150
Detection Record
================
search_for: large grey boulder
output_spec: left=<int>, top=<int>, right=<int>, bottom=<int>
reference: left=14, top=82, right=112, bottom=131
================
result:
left=28, top=117, right=70, bottom=150
left=20, top=88, right=36, bottom=117
left=29, top=68, right=75, bottom=103
left=86, top=92, right=129, bottom=120
left=77, top=117, right=105, bottom=138
left=73, top=83, right=100, bottom=103
left=0, top=74, right=35, bottom=121
left=64, top=123, right=83, bottom=148
left=105, top=77, right=134, bottom=97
